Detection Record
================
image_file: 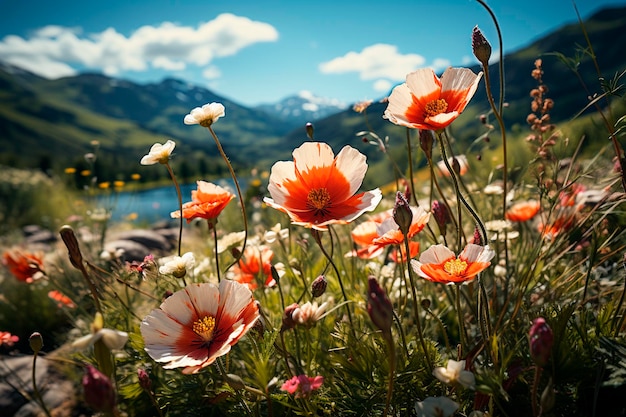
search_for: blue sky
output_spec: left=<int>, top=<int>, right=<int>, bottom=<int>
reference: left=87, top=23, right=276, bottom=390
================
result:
left=0, top=0, right=624, bottom=106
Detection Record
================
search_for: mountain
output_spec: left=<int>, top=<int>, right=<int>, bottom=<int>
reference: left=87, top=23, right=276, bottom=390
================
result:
left=254, top=91, right=348, bottom=127
left=1, top=5, right=625, bottom=189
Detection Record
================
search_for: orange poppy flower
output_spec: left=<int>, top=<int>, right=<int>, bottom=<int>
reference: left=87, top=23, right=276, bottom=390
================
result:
left=141, top=280, right=260, bottom=374
left=384, top=67, right=483, bottom=131
left=2, top=249, right=44, bottom=283
left=411, top=244, right=494, bottom=284
left=350, top=207, right=429, bottom=261
left=228, top=245, right=276, bottom=290
left=48, top=290, right=76, bottom=308
left=171, top=181, right=235, bottom=223
left=505, top=200, right=541, bottom=222
left=263, top=142, right=382, bottom=230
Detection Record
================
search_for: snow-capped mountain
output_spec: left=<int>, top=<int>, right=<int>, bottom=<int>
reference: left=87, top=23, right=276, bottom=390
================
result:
left=255, top=90, right=348, bottom=126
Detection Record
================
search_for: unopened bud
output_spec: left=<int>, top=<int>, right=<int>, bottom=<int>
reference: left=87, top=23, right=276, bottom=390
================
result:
left=431, top=200, right=450, bottom=234
left=419, top=129, right=434, bottom=159
left=421, top=299, right=431, bottom=310
left=226, top=373, right=246, bottom=390
left=29, top=332, right=43, bottom=353
left=281, top=303, right=299, bottom=332
left=137, top=368, right=151, bottom=391
left=529, top=317, right=553, bottom=367
left=311, top=275, right=327, bottom=298
left=59, top=225, right=84, bottom=269
left=393, top=191, right=413, bottom=237
left=82, top=365, right=116, bottom=413
left=271, top=265, right=281, bottom=285
left=473, top=226, right=483, bottom=246
left=472, top=26, right=492, bottom=66
left=367, top=276, right=393, bottom=338
left=305, top=122, right=314, bottom=140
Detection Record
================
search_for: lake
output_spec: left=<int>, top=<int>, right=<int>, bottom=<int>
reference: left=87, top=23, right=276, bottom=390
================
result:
left=99, top=178, right=245, bottom=223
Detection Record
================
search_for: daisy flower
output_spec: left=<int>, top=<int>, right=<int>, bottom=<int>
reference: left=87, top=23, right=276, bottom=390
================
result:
left=263, top=142, right=382, bottom=230
left=170, top=181, right=235, bottom=223
left=184, top=102, right=225, bottom=127
left=384, top=67, right=483, bottom=131
left=140, top=280, right=260, bottom=374
left=159, top=252, right=195, bottom=278
left=411, top=244, right=495, bottom=284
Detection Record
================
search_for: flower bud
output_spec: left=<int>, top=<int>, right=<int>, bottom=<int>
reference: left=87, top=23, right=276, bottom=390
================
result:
left=311, top=275, right=327, bottom=298
left=29, top=332, right=43, bottom=354
left=529, top=317, right=553, bottom=367
left=419, top=129, right=434, bottom=159
left=59, top=225, right=84, bottom=269
left=281, top=303, right=299, bottom=332
left=431, top=200, right=450, bottom=234
left=472, top=26, right=492, bottom=66
left=137, top=368, right=151, bottom=391
left=82, top=365, right=116, bottom=413
left=305, top=122, right=314, bottom=140
left=393, top=191, right=413, bottom=237
left=367, top=276, right=393, bottom=338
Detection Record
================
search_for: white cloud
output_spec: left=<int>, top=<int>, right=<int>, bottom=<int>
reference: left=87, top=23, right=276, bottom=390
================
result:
left=319, top=43, right=425, bottom=81
left=431, top=58, right=451, bottom=72
left=0, top=13, right=278, bottom=80
left=202, top=66, right=221, bottom=80
left=373, top=79, right=392, bottom=93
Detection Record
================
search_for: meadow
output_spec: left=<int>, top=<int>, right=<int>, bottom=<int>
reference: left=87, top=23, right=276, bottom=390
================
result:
left=1, top=6, right=626, bottom=417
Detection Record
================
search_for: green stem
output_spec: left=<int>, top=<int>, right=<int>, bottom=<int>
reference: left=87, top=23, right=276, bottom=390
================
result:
left=208, top=126, right=248, bottom=270
left=383, top=335, right=396, bottom=417
left=165, top=162, right=186, bottom=286
left=455, top=284, right=468, bottom=355
left=403, top=237, right=433, bottom=372
left=210, top=220, right=221, bottom=282
left=31, top=353, right=53, bottom=417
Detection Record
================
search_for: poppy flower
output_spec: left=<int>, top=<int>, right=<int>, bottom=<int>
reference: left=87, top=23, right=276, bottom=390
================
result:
left=411, top=244, right=494, bottom=284
left=263, top=142, right=382, bottom=230
left=505, top=200, right=541, bottom=222
left=48, top=290, right=76, bottom=308
left=140, top=279, right=260, bottom=374
left=2, top=249, right=44, bottom=283
left=171, top=181, right=235, bottom=223
left=384, top=67, right=483, bottom=131
left=228, top=245, right=276, bottom=290
left=351, top=207, right=429, bottom=261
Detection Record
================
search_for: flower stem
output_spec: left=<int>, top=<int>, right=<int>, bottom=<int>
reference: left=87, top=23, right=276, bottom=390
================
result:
left=31, top=353, right=53, bottom=417
left=383, top=335, right=396, bottom=417
left=210, top=220, right=221, bottom=282
left=403, top=237, right=433, bottom=372
left=208, top=126, right=248, bottom=270
left=165, top=162, right=184, bottom=260
left=455, top=284, right=468, bottom=355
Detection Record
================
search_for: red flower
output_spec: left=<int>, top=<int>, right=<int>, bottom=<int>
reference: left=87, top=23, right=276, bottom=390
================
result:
left=2, top=249, right=44, bottom=283
left=281, top=374, right=324, bottom=398
left=48, top=290, right=76, bottom=308
left=171, top=181, right=235, bottom=223
left=264, top=142, right=382, bottom=230
left=0, top=331, right=19, bottom=347
left=505, top=200, right=541, bottom=222
left=384, top=67, right=483, bottom=131
left=141, top=280, right=259, bottom=374
left=228, top=245, right=276, bottom=290
left=411, top=244, right=494, bottom=284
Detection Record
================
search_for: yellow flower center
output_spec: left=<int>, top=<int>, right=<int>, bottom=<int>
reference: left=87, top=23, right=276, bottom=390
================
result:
left=443, top=259, right=468, bottom=276
left=192, top=316, right=216, bottom=342
left=424, top=99, right=448, bottom=118
left=307, top=188, right=331, bottom=212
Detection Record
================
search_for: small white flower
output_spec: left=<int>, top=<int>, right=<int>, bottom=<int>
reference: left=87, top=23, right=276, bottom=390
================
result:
left=159, top=252, right=195, bottom=278
left=432, top=359, right=476, bottom=390
left=217, top=231, right=247, bottom=254
left=264, top=223, right=289, bottom=243
left=414, top=396, right=459, bottom=417
left=292, top=301, right=329, bottom=327
left=483, top=183, right=504, bottom=195
left=73, top=328, right=129, bottom=350
left=140, top=140, right=176, bottom=165
left=184, top=102, right=225, bottom=127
